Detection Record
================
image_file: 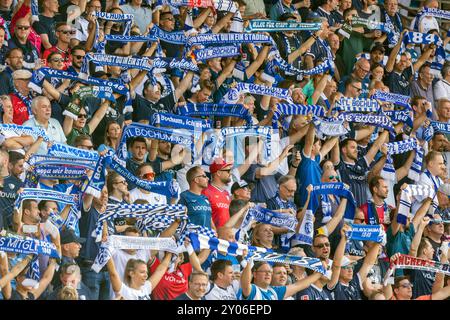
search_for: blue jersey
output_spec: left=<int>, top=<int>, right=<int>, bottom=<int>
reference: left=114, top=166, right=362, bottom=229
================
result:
left=296, top=284, right=332, bottom=300
left=326, top=275, right=363, bottom=300
left=179, top=190, right=212, bottom=228
left=238, top=284, right=287, bottom=301
left=296, top=152, right=322, bottom=208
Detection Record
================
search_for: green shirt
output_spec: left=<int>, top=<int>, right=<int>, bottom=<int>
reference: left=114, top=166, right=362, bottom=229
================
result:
left=66, top=126, right=90, bottom=146
left=386, top=224, right=415, bottom=258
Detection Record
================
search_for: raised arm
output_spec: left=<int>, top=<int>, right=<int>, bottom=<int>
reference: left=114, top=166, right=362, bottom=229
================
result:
left=224, top=203, right=251, bottom=228
left=327, top=225, right=350, bottom=290
left=174, top=71, right=194, bottom=100
left=240, top=254, right=253, bottom=298
left=385, top=30, right=406, bottom=73
left=87, top=99, right=110, bottom=133
left=411, top=198, right=432, bottom=232
left=395, top=149, right=416, bottom=181
left=107, top=255, right=123, bottom=293
left=192, top=8, right=211, bottom=28
left=245, top=45, right=270, bottom=80
left=33, top=258, right=57, bottom=299
left=211, top=12, right=234, bottom=33
left=365, top=130, right=389, bottom=165
left=256, top=145, right=293, bottom=178
left=0, top=255, right=33, bottom=292
left=319, top=136, right=338, bottom=159
left=310, top=74, right=328, bottom=105
left=323, top=198, right=347, bottom=235
left=148, top=252, right=173, bottom=289
left=303, top=123, right=315, bottom=158
left=284, top=271, right=322, bottom=298
left=413, top=44, right=434, bottom=72
left=409, top=216, right=430, bottom=257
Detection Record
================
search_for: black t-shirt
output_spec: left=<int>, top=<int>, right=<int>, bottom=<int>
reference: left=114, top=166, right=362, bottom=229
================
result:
left=326, top=275, right=363, bottom=300
left=335, top=158, right=371, bottom=207
left=9, top=290, right=35, bottom=300
left=160, top=40, right=182, bottom=59
left=33, top=15, right=58, bottom=48
left=0, top=68, right=13, bottom=95
left=0, top=175, right=23, bottom=230
left=274, top=33, right=303, bottom=70
left=132, top=93, right=176, bottom=123
left=78, top=205, right=102, bottom=262
left=386, top=71, right=411, bottom=96
left=0, top=9, right=12, bottom=21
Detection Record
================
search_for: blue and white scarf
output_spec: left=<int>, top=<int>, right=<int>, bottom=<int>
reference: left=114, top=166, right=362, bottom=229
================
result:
left=193, top=46, right=241, bottom=62
left=372, top=91, right=411, bottom=109
left=25, top=165, right=88, bottom=188
left=80, top=53, right=154, bottom=78
left=118, top=122, right=194, bottom=160
left=0, top=124, right=49, bottom=142
left=313, top=116, right=349, bottom=139
left=430, top=121, right=450, bottom=134
left=334, top=97, right=379, bottom=113
left=0, top=236, right=60, bottom=259
left=186, top=33, right=273, bottom=47
left=413, top=7, right=450, bottom=31
left=12, top=87, right=33, bottom=118
left=398, top=184, right=438, bottom=225
left=96, top=34, right=158, bottom=54
left=152, top=112, right=212, bottom=132
left=149, top=25, right=187, bottom=45
left=381, top=138, right=419, bottom=182
left=337, top=113, right=395, bottom=133
left=215, top=126, right=273, bottom=158
left=27, top=154, right=97, bottom=171
left=14, top=188, right=76, bottom=210
left=29, top=67, right=129, bottom=96
left=241, top=206, right=297, bottom=232
left=92, top=203, right=186, bottom=242
left=383, top=110, right=414, bottom=128
left=94, top=12, right=133, bottom=52
left=274, top=104, right=325, bottom=127
left=221, top=82, right=293, bottom=104
left=178, top=102, right=254, bottom=124
left=346, top=224, right=385, bottom=244
left=31, top=0, right=39, bottom=22
left=48, top=142, right=99, bottom=161
left=383, top=11, right=402, bottom=48
left=403, top=31, right=442, bottom=46
left=409, top=146, right=424, bottom=182
left=245, top=20, right=321, bottom=32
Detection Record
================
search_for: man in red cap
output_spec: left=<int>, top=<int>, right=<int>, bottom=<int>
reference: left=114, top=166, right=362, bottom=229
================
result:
left=202, top=158, right=233, bottom=228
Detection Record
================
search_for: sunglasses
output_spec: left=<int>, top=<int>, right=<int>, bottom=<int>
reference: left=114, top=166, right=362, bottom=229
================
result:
left=329, top=175, right=340, bottom=181
left=342, top=264, right=355, bottom=270
left=16, top=25, right=30, bottom=30
left=78, top=114, right=87, bottom=119
left=195, top=174, right=207, bottom=179
left=73, top=55, right=85, bottom=60
left=142, top=172, right=155, bottom=180
left=314, top=242, right=330, bottom=249
left=58, top=30, right=75, bottom=35
left=51, top=58, right=65, bottom=63
left=352, top=84, right=362, bottom=92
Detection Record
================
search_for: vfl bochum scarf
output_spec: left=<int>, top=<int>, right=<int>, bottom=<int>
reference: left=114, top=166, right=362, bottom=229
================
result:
left=221, top=82, right=294, bottom=104
left=0, top=236, right=60, bottom=259
left=346, top=224, right=386, bottom=244
left=245, top=20, right=321, bottom=32
left=372, top=91, right=411, bottom=109
left=381, top=138, right=418, bottom=182
left=383, top=110, right=414, bottom=128
left=48, top=142, right=99, bottom=161
left=337, top=113, right=395, bottom=133
left=96, top=34, right=159, bottom=54
left=313, top=116, right=349, bottom=139
left=243, top=206, right=298, bottom=232
left=273, top=104, right=326, bottom=129
left=14, top=188, right=76, bottom=210
left=186, top=33, right=273, bottom=47
left=334, top=97, right=379, bottom=113
left=430, top=121, right=450, bottom=134
left=413, top=7, right=450, bottom=32
left=29, top=67, right=129, bottom=96
left=0, top=124, right=49, bottom=142
left=403, top=31, right=442, bottom=46
left=91, top=236, right=180, bottom=273
left=31, top=0, right=39, bottom=22
left=118, top=122, right=194, bottom=160
left=25, top=165, right=88, bottom=188
left=384, top=254, right=450, bottom=286
left=26, top=154, right=97, bottom=171
left=193, top=46, right=241, bottom=62
left=178, top=103, right=254, bottom=125
left=397, top=184, right=437, bottom=225
left=148, top=25, right=187, bottom=45
left=215, top=126, right=273, bottom=158
left=152, top=112, right=212, bottom=132
left=92, top=203, right=186, bottom=242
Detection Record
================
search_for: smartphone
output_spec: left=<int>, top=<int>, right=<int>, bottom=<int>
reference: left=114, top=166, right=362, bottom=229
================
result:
left=23, top=224, right=38, bottom=234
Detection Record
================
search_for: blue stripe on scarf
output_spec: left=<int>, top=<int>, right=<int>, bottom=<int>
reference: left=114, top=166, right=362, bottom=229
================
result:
left=0, top=236, right=60, bottom=259
left=347, top=224, right=384, bottom=243
left=178, top=103, right=253, bottom=125
left=246, top=206, right=298, bottom=232
left=246, top=20, right=321, bottom=32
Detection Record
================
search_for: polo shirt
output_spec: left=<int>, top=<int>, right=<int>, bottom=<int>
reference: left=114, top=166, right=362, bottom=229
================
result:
left=22, top=117, right=67, bottom=155
left=202, top=184, right=231, bottom=228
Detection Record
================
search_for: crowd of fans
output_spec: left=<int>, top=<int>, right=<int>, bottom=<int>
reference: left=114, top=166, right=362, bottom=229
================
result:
left=0, top=0, right=449, bottom=301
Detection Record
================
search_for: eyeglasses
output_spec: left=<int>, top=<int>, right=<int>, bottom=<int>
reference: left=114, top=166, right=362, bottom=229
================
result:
left=399, top=283, right=413, bottom=289
left=78, top=114, right=87, bottom=119
left=114, top=180, right=127, bottom=185
left=141, top=172, right=155, bottom=180
left=314, top=242, right=331, bottom=249
left=162, top=17, right=174, bottom=21
left=51, top=58, right=65, bottom=63
left=328, top=175, right=340, bottom=181
left=352, top=84, right=362, bottom=92
left=58, top=30, right=75, bottom=35
left=195, top=174, right=207, bottom=179
left=16, top=25, right=30, bottom=30
left=358, top=65, right=370, bottom=73
left=73, top=55, right=85, bottom=60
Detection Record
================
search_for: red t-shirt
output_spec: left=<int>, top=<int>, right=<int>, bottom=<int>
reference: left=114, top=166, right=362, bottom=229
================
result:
left=10, top=94, right=30, bottom=125
left=202, top=184, right=231, bottom=228
left=149, top=258, right=192, bottom=300
left=360, top=202, right=393, bottom=232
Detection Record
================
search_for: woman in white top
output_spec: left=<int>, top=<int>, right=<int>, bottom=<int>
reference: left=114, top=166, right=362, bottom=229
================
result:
left=107, top=251, right=172, bottom=300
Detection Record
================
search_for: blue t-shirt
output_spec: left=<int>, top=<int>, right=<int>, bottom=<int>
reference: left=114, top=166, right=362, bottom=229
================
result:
left=326, top=275, right=363, bottom=300
left=179, top=190, right=212, bottom=228
left=238, top=284, right=287, bottom=300
left=296, top=284, right=332, bottom=300
left=296, top=152, right=322, bottom=208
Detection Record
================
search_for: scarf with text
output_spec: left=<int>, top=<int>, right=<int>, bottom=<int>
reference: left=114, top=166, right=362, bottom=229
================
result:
left=334, top=97, right=379, bottom=113
left=215, top=126, right=273, bottom=158
left=0, top=236, right=60, bottom=259
left=93, top=12, right=133, bottom=51
left=152, top=112, right=212, bottom=133
left=178, top=102, right=253, bottom=124
left=245, top=20, right=322, bottom=32
left=397, top=184, right=437, bottom=225
left=241, top=206, right=298, bottom=232
left=14, top=188, right=76, bottom=210
left=372, top=91, right=411, bottom=109
left=431, top=121, right=450, bottom=134
left=149, top=25, right=187, bottom=45
left=96, top=34, right=158, bottom=54
left=413, top=7, right=450, bottom=31
left=0, top=124, right=49, bottom=142
left=274, top=104, right=325, bottom=130
left=118, top=122, right=194, bottom=160
left=221, top=82, right=293, bottom=104
left=381, top=138, right=419, bottom=182
left=313, top=116, right=349, bottom=139
left=337, top=113, right=395, bottom=133
left=186, top=33, right=273, bottom=48
left=346, top=223, right=386, bottom=244
left=384, top=254, right=450, bottom=285
left=48, top=142, right=100, bottom=161
left=192, top=46, right=241, bottom=62
left=383, top=110, right=414, bottom=128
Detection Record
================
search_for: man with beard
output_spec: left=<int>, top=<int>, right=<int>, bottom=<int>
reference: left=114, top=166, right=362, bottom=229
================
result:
left=335, top=133, right=388, bottom=207
left=180, top=166, right=213, bottom=229
left=202, top=158, right=233, bottom=228
left=8, top=18, right=39, bottom=70
left=430, top=132, right=450, bottom=178
left=0, top=48, right=24, bottom=95
left=360, top=176, right=393, bottom=231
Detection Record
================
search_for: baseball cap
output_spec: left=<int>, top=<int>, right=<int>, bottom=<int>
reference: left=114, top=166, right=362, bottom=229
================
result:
left=209, top=157, right=233, bottom=174
left=341, top=256, right=355, bottom=267
left=61, top=229, right=86, bottom=245
left=370, top=43, right=385, bottom=54
left=12, top=69, right=32, bottom=80
left=231, top=180, right=250, bottom=194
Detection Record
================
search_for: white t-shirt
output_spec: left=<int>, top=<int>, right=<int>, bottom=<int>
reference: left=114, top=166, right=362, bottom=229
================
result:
left=433, top=79, right=450, bottom=102
left=204, top=283, right=238, bottom=300
left=129, top=188, right=167, bottom=205
left=119, top=281, right=152, bottom=300
left=409, top=16, right=440, bottom=33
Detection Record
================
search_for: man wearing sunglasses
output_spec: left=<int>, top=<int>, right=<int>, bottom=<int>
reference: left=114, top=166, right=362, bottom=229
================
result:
left=8, top=18, right=39, bottom=70
left=129, top=163, right=169, bottom=205
left=42, top=22, right=74, bottom=70
left=179, top=166, right=214, bottom=229
left=387, top=275, right=450, bottom=300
